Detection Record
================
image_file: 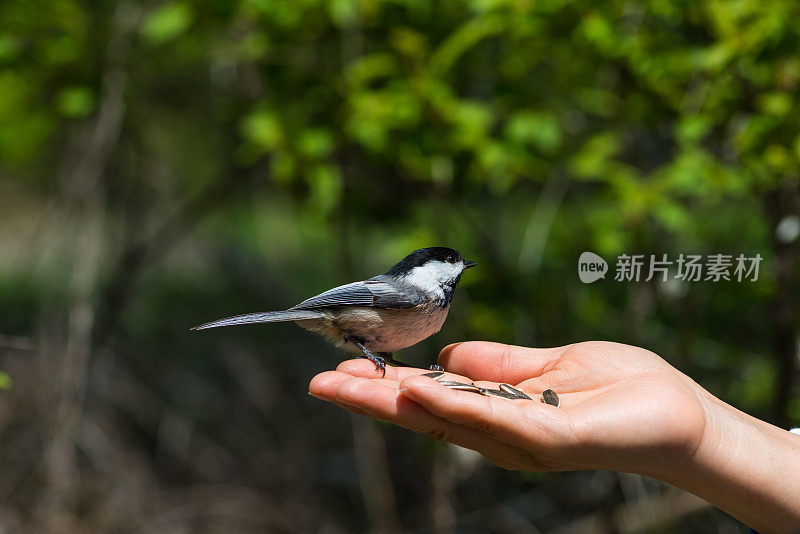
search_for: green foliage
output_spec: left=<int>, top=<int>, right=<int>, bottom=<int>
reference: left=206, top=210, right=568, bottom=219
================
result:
left=0, top=72, right=54, bottom=163
left=0, top=0, right=798, bottom=530
left=56, top=85, right=94, bottom=118
left=141, top=1, right=194, bottom=44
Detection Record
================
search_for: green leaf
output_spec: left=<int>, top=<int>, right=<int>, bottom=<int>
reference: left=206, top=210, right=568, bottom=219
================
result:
left=574, top=87, right=618, bottom=117
left=579, top=12, right=615, bottom=53
left=240, top=109, right=283, bottom=151
left=271, top=153, right=296, bottom=183
left=676, top=114, right=712, bottom=145
left=297, top=128, right=335, bottom=159
left=758, top=92, right=792, bottom=118
left=346, top=54, right=398, bottom=87
left=237, top=32, right=270, bottom=61
left=448, top=100, right=493, bottom=149
left=0, top=35, right=22, bottom=62
left=328, top=0, right=358, bottom=28
left=141, top=2, right=194, bottom=45
left=56, top=86, right=94, bottom=118
left=0, top=371, right=11, bottom=390
left=569, top=133, right=621, bottom=180
left=505, top=110, right=562, bottom=154
left=764, top=144, right=791, bottom=171
left=0, top=72, right=54, bottom=162
left=430, top=15, right=503, bottom=74
left=390, top=28, right=427, bottom=58
left=345, top=85, right=422, bottom=151
left=307, top=164, right=342, bottom=214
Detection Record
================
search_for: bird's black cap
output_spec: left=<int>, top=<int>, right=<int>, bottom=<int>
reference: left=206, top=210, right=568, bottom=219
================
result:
left=386, top=247, right=470, bottom=276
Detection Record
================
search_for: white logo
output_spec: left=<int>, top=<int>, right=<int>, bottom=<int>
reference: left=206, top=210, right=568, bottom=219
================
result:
left=578, top=252, right=608, bottom=283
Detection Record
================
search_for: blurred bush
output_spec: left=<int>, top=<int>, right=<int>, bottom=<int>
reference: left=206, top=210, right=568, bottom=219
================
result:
left=0, top=0, right=797, bottom=532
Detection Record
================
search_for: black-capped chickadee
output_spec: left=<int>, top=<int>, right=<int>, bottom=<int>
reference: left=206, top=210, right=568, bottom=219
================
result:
left=191, top=247, right=476, bottom=375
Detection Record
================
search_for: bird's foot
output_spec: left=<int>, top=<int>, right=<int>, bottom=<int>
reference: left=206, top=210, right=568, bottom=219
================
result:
left=352, top=340, right=386, bottom=377
left=355, top=353, right=386, bottom=377
left=373, top=352, right=443, bottom=372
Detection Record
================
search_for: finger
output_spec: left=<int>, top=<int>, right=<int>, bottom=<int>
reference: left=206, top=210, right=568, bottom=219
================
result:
left=438, top=341, right=569, bottom=384
left=336, top=359, right=418, bottom=381
left=336, top=359, right=475, bottom=384
left=322, top=365, right=538, bottom=407
left=331, top=376, right=543, bottom=470
left=310, top=370, right=400, bottom=400
left=399, top=375, right=569, bottom=456
left=310, top=370, right=355, bottom=400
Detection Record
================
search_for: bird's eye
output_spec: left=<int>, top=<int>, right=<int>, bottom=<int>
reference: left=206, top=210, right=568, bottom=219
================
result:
left=446, top=254, right=456, bottom=263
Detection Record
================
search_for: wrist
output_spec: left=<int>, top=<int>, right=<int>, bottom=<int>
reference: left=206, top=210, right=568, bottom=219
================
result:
left=662, top=383, right=800, bottom=533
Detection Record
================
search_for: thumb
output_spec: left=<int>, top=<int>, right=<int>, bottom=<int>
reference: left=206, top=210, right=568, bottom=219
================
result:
left=438, top=341, right=568, bottom=384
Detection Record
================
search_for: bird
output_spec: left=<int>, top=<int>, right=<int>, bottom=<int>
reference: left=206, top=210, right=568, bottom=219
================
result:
left=191, top=247, right=476, bottom=375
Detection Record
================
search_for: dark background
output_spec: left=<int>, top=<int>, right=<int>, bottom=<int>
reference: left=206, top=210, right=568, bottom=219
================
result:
left=0, top=0, right=798, bottom=532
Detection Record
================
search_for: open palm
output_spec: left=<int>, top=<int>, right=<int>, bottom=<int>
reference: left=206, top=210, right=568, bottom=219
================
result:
left=309, top=341, right=709, bottom=476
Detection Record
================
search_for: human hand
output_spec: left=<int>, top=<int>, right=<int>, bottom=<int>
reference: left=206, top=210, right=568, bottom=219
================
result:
left=309, top=341, right=708, bottom=477
left=310, top=341, right=800, bottom=532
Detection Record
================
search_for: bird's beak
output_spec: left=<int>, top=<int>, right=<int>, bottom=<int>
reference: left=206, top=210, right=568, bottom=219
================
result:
left=464, top=260, right=477, bottom=269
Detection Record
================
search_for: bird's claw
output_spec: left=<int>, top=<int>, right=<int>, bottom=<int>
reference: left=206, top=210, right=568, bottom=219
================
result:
left=355, top=353, right=386, bottom=377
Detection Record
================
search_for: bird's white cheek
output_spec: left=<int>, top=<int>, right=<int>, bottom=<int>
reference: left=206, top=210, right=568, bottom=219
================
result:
left=403, top=266, right=442, bottom=294
left=405, top=261, right=463, bottom=291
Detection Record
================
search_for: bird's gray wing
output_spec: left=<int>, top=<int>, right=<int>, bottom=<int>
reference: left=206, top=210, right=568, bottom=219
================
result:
left=290, top=278, right=420, bottom=310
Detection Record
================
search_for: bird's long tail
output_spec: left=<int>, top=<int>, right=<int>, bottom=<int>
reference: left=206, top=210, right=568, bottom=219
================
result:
left=190, top=310, right=325, bottom=330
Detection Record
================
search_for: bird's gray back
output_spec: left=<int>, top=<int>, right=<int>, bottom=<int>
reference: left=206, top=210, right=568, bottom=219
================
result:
left=290, top=275, right=425, bottom=310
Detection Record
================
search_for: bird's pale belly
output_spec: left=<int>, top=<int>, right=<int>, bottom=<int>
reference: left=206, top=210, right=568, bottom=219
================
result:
left=295, top=304, right=450, bottom=354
